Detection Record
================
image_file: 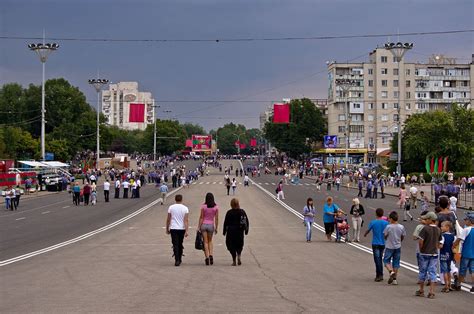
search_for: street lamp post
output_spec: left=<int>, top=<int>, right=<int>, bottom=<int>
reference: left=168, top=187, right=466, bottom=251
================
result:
left=88, top=78, right=109, bottom=170
left=335, top=77, right=357, bottom=167
left=385, top=42, right=413, bottom=176
left=28, top=40, right=59, bottom=161
left=152, top=100, right=160, bottom=165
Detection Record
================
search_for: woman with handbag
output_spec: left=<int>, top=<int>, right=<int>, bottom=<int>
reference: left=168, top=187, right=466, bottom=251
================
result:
left=198, top=193, right=219, bottom=265
left=223, top=198, right=249, bottom=266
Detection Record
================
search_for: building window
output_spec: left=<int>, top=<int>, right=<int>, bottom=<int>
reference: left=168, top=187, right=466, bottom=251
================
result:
left=417, top=103, right=428, bottom=110
left=369, top=137, right=374, bottom=144
left=406, top=69, right=411, bottom=75
left=381, top=126, right=388, bottom=133
left=381, top=56, right=388, bottom=63
left=393, top=114, right=399, bottom=121
left=381, top=114, right=388, bottom=121
left=406, top=92, right=411, bottom=99
left=406, top=80, right=411, bottom=87
left=394, top=91, right=399, bottom=98
left=368, top=103, right=374, bottom=109
left=406, top=103, right=411, bottom=110
left=369, top=125, right=375, bottom=133
left=368, top=80, right=374, bottom=87
left=368, top=114, right=374, bottom=121
left=393, top=103, right=399, bottom=109
left=382, top=137, right=388, bottom=144
left=338, top=114, right=346, bottom=121
left=393, top=68, right=399, bottom=75
left=368, top=69, right=373, bottom=75
left=393, top=80, right=399, bottom=87
left=381, top=68, right=388, bottom=75
left=353, top=103, right=361, bottom=109
left=352, top=114, right=362, bottom=121
left=338, top=126, right=346, bottom=133
left=461, top=92, right=468, bottom=98
left=368, top=91, right=374, bottom=98
left=381, top=91, right=388, bottom=98
left=381, top=103, right=388, bottom=109
left=381, top=80, right=388, bottom=87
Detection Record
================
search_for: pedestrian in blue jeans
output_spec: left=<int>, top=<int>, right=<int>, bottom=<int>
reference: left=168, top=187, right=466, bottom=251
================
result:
left=364, top=208, right=389, bottom=282
left=302, top=198, right=316, bottom=242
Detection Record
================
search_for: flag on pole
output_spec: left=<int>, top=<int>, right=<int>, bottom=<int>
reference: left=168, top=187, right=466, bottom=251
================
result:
left=129, top=103, right=145, bottom=122
left=425, top=157, right=430, bottom=174
left=434, top=157, right=438, bottom=173
left=430, top=157, right=435, bottom=173
left=273, top=103, right=290, bottom=123
left=443, top=157, right=448, bottom=172
left=234, top=140, right=240, bottom=146
left=240, top=143, right=246, bottom=149
left=250, top=138, right=257, bottom=147
left=438, top=157, right=444, bottom=173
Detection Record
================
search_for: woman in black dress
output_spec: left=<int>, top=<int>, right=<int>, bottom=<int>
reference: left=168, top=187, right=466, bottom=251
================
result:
left=223, top=198, right=249, bottom=266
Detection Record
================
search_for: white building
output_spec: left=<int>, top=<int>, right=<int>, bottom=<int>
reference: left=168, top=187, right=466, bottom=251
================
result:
left=101, top=82, right=155, bottom=131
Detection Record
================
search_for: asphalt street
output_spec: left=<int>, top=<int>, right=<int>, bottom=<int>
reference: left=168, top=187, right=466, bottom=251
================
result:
left=0, top=160, right=472, bottom=312
left=0, top=160, right=202, bottom=262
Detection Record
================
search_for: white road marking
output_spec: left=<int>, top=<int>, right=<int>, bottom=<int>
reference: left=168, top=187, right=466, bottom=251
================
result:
left=199, top=182, right=204, bottom=185
left=62, top=206, right=70, bottom=209
left=41, top=211, right=50, bottom=214
left=265, top=183, right=269, bottom=185
left=15, top=217, right=26, bottom=221
left=205, top=182, right=210, bottom=184
left=0, top=187, right=183, bottom=267
left=240, top=161, right=472, bottom=293
left=212, top=182, right=217, bottom=184
left=271, top=183, right=276, bottom=185
left=258, top=183, right=262, bottom=185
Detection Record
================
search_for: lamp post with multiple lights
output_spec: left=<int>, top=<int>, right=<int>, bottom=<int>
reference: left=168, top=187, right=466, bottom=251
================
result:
left=335, top=77, right=357, bottom=167
left=28, top=41, right=59, bottom=161
left=385, top=42, right=413, bottom=176
left=152, top=100, right=160, bottom=164
left=88, top=78, right=109, bottom=170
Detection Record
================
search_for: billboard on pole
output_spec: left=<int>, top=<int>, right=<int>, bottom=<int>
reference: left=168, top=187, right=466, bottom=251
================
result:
left=192, top=135, right=212, bottom=152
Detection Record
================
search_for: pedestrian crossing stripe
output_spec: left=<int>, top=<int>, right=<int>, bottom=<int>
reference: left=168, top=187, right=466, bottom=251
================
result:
left=212, top=182, right=216, bottom=184
left=271, top=183, right=276, bottom=185
left=265, top=183, right=269, bottom=185
left=205, top=182, right=210, bottom=184
left=199, top=182, right=204, bottom=185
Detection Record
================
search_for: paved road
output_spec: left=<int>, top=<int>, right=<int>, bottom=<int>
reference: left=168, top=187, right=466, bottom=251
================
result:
left=0, top=160, right=202, bottom=261
left=0, top=160, right=471, bottom=312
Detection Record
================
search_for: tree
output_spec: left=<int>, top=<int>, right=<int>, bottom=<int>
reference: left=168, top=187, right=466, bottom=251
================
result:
left=394, top=106, right=474, bottom=173
left=182, top=122, right=206, bottom=138
left=142, top=120, right=187, bottom=155
left=0, top=126, right=39, bottom=160
left=263, top=98, right=326, bottom=158
left=215, top=123, right=247, bottom=154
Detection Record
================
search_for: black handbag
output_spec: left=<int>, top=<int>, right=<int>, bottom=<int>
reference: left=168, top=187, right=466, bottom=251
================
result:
left=195, top=230, right=204, bottom=250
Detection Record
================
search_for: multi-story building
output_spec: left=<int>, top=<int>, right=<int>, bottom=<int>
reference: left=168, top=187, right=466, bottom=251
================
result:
left=101, top=82, right=154, bottom=131
left=325, top=48, right=472, bottom=164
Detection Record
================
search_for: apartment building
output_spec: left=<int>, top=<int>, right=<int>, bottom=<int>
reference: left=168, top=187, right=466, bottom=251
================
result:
left=325, top=48, right=472, bottom=164
left=101, top=82, right=154, bottom=131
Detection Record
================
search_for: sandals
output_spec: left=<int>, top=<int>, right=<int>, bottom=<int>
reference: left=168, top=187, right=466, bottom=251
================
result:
left=441, top=287, right=450, bottom=293
left=415, top=290, right=424, bottom=297
left=427, top=293, right=435, bottom=299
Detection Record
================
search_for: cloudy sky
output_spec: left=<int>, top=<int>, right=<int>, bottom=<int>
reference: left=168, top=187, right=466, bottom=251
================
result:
left=1, top=0, right=472, bottom=130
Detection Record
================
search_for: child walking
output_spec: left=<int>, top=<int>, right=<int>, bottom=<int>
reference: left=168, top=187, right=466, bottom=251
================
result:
left=364, top=208, right=389, bottom=282
left=383, top=211, right=406, bottom=285
left=439, top=221, right=455, bottom=293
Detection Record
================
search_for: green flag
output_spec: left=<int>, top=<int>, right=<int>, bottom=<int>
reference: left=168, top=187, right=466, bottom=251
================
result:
left=434, top=157, right=439, bottom=173
left=425, top=157, right=430, bottom=174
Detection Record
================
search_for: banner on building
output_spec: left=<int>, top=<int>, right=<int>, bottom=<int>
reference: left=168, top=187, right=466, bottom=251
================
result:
left=250, top=138, right=257, bottom=147
left=323, top=135, right=338, bottom=148
left=273, top=103, right=290, bottom=124
left=185, top=139, right=193, bottom=148
left=192, top=135, right=212, bottom=152
left=129, top=103, right=145, bottom=123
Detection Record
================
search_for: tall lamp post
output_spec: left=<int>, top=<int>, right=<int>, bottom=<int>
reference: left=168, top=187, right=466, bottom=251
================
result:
left=335, top=77, right=357, bottom=167
left=152, top=100, right=160, bottom=165
left=28, top=40, right=59, bottom=161
left=88, top=78, right=109, bottom=170
left=385, top=42, right=413, bottom=176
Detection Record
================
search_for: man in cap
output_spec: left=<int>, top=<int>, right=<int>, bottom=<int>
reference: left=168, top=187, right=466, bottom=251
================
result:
left=452, top=212, right=474, bottom=292
left=416, top=211, right=442, bottom=299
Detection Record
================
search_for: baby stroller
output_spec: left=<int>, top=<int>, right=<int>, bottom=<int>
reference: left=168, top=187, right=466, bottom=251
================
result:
left=335, top=213, right=350, bottom=242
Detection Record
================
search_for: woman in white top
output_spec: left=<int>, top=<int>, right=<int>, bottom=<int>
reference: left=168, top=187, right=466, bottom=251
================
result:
left=231, top=178, right=237, bottom=195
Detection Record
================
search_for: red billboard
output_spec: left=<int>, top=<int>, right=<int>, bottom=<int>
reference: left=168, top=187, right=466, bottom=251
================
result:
left=192, top=135, right=212, bottom=152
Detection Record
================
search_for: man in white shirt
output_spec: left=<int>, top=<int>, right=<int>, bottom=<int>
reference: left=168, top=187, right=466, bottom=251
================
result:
left=409, top=185, right=418, bottom=209
left=122, top=180, right=130, bottom=199
left=244, top=174, right=249, bottom=187
left=115, top=179, right=121, bottom=199
left=89, top=174, right=96, bottom=185
left=103, top=179, right=110, bottom=202
left=166, top=194, right=189, bottom=266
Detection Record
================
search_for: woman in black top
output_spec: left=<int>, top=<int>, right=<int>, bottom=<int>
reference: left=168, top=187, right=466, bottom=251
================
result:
left=223, top=198, right=249, bottom=266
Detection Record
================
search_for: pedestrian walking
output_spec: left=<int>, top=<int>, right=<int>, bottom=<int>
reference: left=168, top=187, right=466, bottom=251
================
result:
left=83, top=183, right=91, bottom=206
left=323, top=196, right=339, bottom=241
left=103, top=179, right=110, bottom=202
left=198, top=193, right=219, bottom=266
left=225, top=175, right=231, bottom=196
left=373, top=178, right=378, bottom=199
left=350, top=198, right=365, bottom=242
left=420, top=191, right=429, bottom=212
left=166, top=194, right=189, bottom=266
left=276, top=180, right=285, bottom=200
left=10, top=187, right=17, bottom=210
left=114, top=178, right=120, bottom=199
left=416, top=211, right=442, bottom=299
left=159, top=183, right=169, bottom=205
left=244, top=174, right=249, bottom=187
left=357, top=179, right=363, bottom=197
left=398, top=184, right=412, bottom=221
left=231, top=178, right=237, bottom=195
left=409, top=185, right=418, bottom=210
left=452, top=212, right=474, bottom=292
left=302, top=198, right=316, bottom=242
left=122, top=180, right=130, bottom=199
left=383, top=211, right=406, bottom=285
left=439, top=221, right=455, bottom=293
left=223, top=198, right=249, bottom=266
left=364, top=208, right=389, bottom=282
left=72, top=182, right=81, bottom=206
left=380, top=177, right=386, bottom=198
left=4, top=186, right=12, bottom=210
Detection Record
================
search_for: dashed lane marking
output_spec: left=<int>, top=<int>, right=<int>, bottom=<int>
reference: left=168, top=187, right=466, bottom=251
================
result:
left=15, top=217, right=26, bottom=221
left=41, top=211, right=50, bottom=214
left=62, top=206, right=70, bottom=209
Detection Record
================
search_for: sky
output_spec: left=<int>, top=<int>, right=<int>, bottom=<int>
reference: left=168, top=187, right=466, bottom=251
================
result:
left=1, top=0, right=473, bottom=131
